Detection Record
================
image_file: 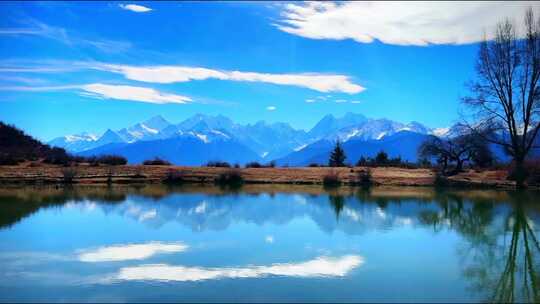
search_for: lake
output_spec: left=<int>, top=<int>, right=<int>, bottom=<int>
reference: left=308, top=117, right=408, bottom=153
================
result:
left=0, top=184, right=539, bottom=303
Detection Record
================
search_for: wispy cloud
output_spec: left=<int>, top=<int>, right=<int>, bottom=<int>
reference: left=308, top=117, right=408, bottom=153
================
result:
left=276, top=2, right=540, bottom=46
left=266, top=106, right=277, bottom=111
left=335, top=99, right=347, bottom=103
left=0, top=19, right=69, bottom=43
left=0, top=19, right=131, bottom=52
left=81, top=84, right=192, bottom=104
left=305, top=99, right=316, bottom=103
left=0, top=75, right=47, bottom=85
left=0, top=60, right=364, bottom=94
left=0, top=83, right=192, bottom=104
left=99, top=64, right=364, bottom=94
left=119, top=4, right=153, bottom=13
left=0, top=85, right=80, bottom=92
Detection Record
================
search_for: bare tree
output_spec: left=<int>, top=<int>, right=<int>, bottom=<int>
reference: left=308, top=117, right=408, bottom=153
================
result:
left=419, top=133, right=490, bottom=175
left=462, top=8, right=540, bottom=187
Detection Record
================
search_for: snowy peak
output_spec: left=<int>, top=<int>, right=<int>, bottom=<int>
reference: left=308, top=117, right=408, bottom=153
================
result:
left=308, top=112, right=367, bottom=139
left=96, top=129, right=124, bottom=145
left=177, top=114, right=235, bottom=132
left=143, top=115, right=171, bottom=131
left=328, top=118, right=431, bottom=142
left=49, top=113, right=440, bottom=161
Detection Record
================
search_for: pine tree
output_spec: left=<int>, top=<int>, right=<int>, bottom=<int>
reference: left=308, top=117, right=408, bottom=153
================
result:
left=328, top=140, right=346, bottom=167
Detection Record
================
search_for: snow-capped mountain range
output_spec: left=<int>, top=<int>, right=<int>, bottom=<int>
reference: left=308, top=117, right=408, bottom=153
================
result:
left=49, top=113, right=449, bottom=165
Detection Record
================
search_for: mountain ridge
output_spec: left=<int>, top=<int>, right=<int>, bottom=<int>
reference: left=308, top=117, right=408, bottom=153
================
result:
left=49, top=113, right=444, bottom=166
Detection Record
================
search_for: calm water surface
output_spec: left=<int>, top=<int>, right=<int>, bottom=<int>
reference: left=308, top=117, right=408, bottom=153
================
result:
left=1, top=185, right=539, bottom=303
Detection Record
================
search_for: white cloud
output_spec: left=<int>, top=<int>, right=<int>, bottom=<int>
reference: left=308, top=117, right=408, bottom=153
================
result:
left=350, top=100, right=362, bottom=104
left=335, top=99, right=347, bottom=103
left=265, top=235, right=274, bottom=243
left=119, top=4, right=153, bottom=13
left=266, top=106, right=277, bottom=111
left=111, top=255, right=363, bottom=282
left=276, top=1, right=540, bottom=46
left=99, top=64, right=364, bottom=94
left=78, top=242, right=188, bottom=262
left=81, top=83, right=192, bottom=104
left=305, top=99, right=316, bottom=103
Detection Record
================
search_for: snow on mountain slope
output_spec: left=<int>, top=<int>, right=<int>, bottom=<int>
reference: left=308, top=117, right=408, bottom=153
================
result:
left=50, top=112, right=445, bottom=164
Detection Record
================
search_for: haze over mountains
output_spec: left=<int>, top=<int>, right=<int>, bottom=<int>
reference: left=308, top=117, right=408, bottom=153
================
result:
left=49, top=113, right=450, bottom=166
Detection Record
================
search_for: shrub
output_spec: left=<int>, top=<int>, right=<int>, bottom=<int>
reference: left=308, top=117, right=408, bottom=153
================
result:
left=356, top=169, right=372, bottom=187
left=215, top=170, right=244, bottom=187
left=93, top=155, right=127, bottom=166
left=43, top=147, right=71, bottom=166
left=322, top=172, right=341, bottom=187
left=143, top=158, right=171, bottom=166
left=61, top=167, right=77, bottom=184
left=245, top=161, right=263, bottom=168
left=434, top=171, right=449, bottom=187
left=308, top=163, right=321, bottom=167
left=206, top=161, right=231, bottom=168
left=245, top=161, right=276, bottom=168
left=163, top=169, right=185, bottom=184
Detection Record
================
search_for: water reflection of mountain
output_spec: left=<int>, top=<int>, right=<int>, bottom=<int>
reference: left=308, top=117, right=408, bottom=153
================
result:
left=2, top=185, right=540, bottom=302
left=3, top=185, right=539, bottom=237
left=98, top=191, right=441, bottom=234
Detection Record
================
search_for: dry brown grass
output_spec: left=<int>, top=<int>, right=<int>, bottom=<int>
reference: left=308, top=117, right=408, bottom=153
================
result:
left=0, top=163, right=514, bottom=188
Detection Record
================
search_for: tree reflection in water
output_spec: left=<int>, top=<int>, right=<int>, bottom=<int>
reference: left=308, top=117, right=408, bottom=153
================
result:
left=420, top=191, right=540, bottom=303
left=2, top=185, right=540, bottom=302
left=328, top=195, right=345, bottom=220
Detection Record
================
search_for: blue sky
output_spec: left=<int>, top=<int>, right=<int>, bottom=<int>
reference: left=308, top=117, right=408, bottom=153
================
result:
left=1, top=1, right=538, bottom=141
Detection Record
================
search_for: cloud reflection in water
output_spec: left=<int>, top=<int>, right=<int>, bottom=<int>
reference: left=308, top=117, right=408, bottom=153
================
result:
left=78, top=242, right=188, bottom=262
left=111, top=255, right=364, bottom=282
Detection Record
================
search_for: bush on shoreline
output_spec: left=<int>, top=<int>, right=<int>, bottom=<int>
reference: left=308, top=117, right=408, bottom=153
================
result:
left=356, top=169, right=372, bottom=187
left=163, top=169, right=185, bottom=184
left=206, top=161, right=231, bottom=168
left=322, top=171, right=341, bottom=187
left=143, top=158, right=171, bottom=166
left=215, top=170, right=244, bottom=187
left=87, top=155, right=127, bottom=166
left=245, top=161, right=276, bottom=168
left=61, top=167, right=77, bottom=184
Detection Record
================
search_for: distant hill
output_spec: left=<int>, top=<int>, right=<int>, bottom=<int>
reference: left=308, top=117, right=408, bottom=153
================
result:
left=277, top=131, right=430, bottom=166
left=0, top=122, right=69, bottom=164
left=79, top=136, right=261, bottom=166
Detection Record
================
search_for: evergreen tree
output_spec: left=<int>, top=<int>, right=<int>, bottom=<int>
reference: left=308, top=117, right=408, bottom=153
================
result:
left=328, top=140, right=346, bottom=167
left=375, top=150, right=389, bottom=165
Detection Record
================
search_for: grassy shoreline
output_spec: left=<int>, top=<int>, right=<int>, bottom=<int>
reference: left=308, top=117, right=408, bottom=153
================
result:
left=0, top=163, right=517, bottom=189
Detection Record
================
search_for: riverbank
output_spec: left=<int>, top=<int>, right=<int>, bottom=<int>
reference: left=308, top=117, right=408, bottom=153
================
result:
left=0, top=163, right=515, bottom=188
